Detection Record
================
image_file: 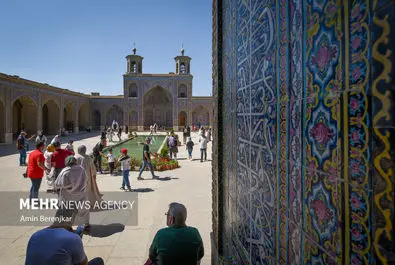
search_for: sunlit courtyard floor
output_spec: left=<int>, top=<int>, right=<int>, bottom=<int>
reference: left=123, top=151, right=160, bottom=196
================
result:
left=0, top=131, right=212, bottom=265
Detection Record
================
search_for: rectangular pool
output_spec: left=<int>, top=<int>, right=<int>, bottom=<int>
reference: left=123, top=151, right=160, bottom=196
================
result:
left=103, top=135, right=166, bottom=161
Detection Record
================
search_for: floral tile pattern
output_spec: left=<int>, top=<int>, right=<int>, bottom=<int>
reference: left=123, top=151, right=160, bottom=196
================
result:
left=214, top=0, right=395, bottom=264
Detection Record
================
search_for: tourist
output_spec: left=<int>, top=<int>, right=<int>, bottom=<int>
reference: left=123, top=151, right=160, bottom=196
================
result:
left=147, top=202, right=204, bottom=265
left=16, top=131, right=28, bottom=166
left=54, top=156, right=90, bottom=226
left=106, top=148, right=116, bottom=176
left=66, top=140, right=75, bottom=154
left=26, top=132, right=36, bottom=152
left=27, top=141, right=46, bottom=201
left=119, top=148, right=132, bottom=191
left=167, top=132, right=178, bottom=160
left=186, top=137, right=194, bottom=160
left=107, top=127, right=114, bottom=142
left=206, top=128, right=212, bottom=142
left=44, top=144, right=55, bottom=186
left=153, top=123, right=158, bottom=133
left=186, top=125, right=191, bottom=138
left=138, top=137, right=158, bottom=180
left=51, top=141, right=74, bottom=182
left=199, top=133, right=208, bottom=162
left=35, top=131, right=47, bottom=145
left=75, top=145, right=103, bottom=204
left=25, top=208, right=104, bottom=265
left=112, top=120, right=119, bottom=131
left=183, top=127, right=188, bottom=144
left=101, top=129, right=107, bottom=140
left=150, top=125, right=154, bottom=135
left=125, top=125, right=129, bottom=135
left=50, top=134, right=61, bottom=145
left=93, top=138, right=106, bottom=174
left=117, top=126, right=122, bottom=141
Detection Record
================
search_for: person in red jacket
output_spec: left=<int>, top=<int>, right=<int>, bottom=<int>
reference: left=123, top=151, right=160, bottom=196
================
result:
left=27, top=141, right=46, bottom=201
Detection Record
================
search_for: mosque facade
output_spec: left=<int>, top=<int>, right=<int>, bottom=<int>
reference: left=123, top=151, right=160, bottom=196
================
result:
left=0, top=48, right=213, bottom=143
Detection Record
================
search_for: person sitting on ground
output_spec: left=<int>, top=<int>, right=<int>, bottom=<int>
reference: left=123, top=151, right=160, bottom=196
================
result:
left=25, top=208, right=104, bottom=265
left=147, top=202, right=204, bottom=265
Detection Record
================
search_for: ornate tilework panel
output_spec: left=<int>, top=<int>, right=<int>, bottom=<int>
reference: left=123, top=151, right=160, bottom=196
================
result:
left=214, top=0, right=395, bottom=264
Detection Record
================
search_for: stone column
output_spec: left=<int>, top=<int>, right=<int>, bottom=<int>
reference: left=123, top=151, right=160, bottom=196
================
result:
left=59, top=99, right=64, bottom=135
left=138, top=94, right=144, bottom=131
left=74, top=105, right=79, bottom=133
left=4, top=87, right=13, bottom=143
left=173, top=97, right=178, bottom=131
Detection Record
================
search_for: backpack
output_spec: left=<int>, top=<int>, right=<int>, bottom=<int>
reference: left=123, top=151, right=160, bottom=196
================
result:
left=168, top=136, right=177, bottom=147
left=16, top=137, right=24, bottom=150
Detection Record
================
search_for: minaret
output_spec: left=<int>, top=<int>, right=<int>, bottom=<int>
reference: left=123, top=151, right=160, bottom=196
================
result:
left=174, top=48, right=191, bottom=74
left=126, top=47, right=143, bottom=74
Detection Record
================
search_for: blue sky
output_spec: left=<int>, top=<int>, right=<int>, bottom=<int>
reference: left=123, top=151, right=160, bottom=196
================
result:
left=0, top=0, right=212, bottom=96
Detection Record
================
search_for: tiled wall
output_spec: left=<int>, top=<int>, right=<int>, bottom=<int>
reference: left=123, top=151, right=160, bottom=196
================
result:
left=213, top=0, right=395, bottom=264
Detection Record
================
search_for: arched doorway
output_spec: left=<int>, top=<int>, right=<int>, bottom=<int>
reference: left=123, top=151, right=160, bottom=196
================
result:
left=192, top=105, right=210, bottom=128
left=129, top=110, right=138, bottom=128
left=42, top=99, right=60, bottom=135
left=143, top=86, right=173, bottom=129
left=179, top=111, right=187, bottom=127
left=92, top=110, right=101, bottom=130
left=0, top=100, right=4, bottom=143
left=63, top=102, right=76, bottom=132
left=78, top=104, right=89, bottom=131
left=106, top=105, right=123, bottom=126
left=12, top=96, right=38, bottom=136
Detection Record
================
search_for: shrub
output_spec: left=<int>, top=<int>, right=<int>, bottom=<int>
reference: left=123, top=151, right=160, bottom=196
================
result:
left=160, top=145, right=169, bottom=159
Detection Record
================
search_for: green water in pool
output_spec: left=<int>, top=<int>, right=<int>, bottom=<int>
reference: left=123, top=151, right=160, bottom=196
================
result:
left=103, top=135, right=166, bottom=160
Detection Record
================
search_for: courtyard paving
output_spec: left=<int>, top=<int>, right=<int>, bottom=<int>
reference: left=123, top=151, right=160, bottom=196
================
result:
left=0, top=132, right=212, bottom=265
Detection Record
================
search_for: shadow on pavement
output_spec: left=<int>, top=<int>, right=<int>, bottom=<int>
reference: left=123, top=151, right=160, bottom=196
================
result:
left=144, top=177, right=178, bottom=181
left=89, top=223, right=125, bottom=238
left=131, top=188, right=154, bottom=192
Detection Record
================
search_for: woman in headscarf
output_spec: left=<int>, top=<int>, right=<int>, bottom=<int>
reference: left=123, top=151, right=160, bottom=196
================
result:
left=75, top=145, right=103, bottom=205
left=44, top=144, right=55, bottom=187
left=54, top=156, right=89, bottom=226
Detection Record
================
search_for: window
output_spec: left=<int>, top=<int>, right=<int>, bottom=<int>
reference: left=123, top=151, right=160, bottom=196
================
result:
left=131, top=62, right=137, bottom=73
left=180, top=63, right=186, bottom=74
left=178, top=85, right=187, bottom=98
left=129, top=84, right=138, bottom=97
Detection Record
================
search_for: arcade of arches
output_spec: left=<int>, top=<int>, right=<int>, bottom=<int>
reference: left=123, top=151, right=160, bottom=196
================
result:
left=12, top=96, right=38, bottom=136
left=42, top=100, right=60, bottom=135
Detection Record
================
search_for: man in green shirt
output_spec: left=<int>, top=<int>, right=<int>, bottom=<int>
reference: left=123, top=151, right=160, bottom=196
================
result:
left=148, top=202, right=204, bottom=265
